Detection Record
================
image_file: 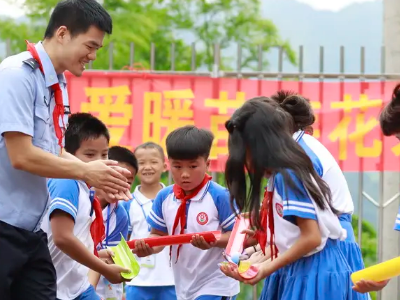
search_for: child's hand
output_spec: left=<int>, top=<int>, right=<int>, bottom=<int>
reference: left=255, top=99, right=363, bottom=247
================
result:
left=107, top=189, right=132, bottom=202
left=241, top=229, right=258, bottom=248
left=95, top=187, right=131, bottom=204
left=191, top=234, right=215, bottom=250
left=132, top=240, right=155, bottom=257
left=103, top=264, right=131, bottom=284
left=240, top=244, right=259, bottom=260
left=219, top=261, right=271, bottom=285
left=353, top=279, right=389, bottom=293
left=219, top=262, right=243, bottom=281
left=242, top=263, right=271, bottom=286
left=98, top=249, right=115, bottom=264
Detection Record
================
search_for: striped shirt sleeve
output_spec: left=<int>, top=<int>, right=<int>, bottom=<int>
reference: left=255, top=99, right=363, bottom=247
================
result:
left=47, top=179, right=79, bottom=221
left=274, top=171, right=317, bottom=224
left=210, top=185, right=236, bottom=232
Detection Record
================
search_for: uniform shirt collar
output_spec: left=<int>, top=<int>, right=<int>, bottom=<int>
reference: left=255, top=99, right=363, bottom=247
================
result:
left=133, top=182, right=166, bottom=205
left=174, top=181, right=211, bottom=202
left=35, top=41, right=66, bottom=87
left=292, top=130, right=305, bottom=142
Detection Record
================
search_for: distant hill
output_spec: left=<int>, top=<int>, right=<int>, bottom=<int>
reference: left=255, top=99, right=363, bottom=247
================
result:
left=261, top=0, right=382, bottom=74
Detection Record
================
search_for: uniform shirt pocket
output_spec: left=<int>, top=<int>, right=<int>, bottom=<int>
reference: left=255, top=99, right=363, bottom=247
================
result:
left=33, top=105, right=51, bottom=151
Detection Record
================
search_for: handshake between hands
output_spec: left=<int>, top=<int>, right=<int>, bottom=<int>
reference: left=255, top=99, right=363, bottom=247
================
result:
left=82, top=159, right=133, bottom=202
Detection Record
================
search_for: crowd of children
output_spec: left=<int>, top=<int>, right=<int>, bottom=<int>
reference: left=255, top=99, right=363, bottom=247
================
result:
left=38, top=85, right=400, bottom=300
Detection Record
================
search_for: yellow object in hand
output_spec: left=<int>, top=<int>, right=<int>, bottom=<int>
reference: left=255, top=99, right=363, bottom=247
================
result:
left=238, top=261, right=251, bottom=274
left=351, top=256, right=400, bottom=284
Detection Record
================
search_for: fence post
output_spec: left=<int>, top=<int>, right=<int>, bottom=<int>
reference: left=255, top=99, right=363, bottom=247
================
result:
left=210, top=43, right=220, bottom=182
left=6, top=39, right=11, bottom=57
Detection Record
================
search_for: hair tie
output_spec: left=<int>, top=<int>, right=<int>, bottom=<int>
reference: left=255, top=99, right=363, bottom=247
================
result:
left=225, top=119, right=238, bottom=133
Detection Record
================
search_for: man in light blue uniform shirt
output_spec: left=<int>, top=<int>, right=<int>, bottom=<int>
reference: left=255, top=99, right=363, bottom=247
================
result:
left=0, top=1, right=132, bottom=299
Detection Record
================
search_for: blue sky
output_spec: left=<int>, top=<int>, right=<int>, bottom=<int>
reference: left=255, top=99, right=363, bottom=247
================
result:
left=1, top=0, right=379, bottom=18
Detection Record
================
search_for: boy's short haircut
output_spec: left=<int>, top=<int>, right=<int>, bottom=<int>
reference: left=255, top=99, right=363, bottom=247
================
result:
left=108, top=146, right=138, bottom=173
left=134, top=142, right=165, bottom=161
left=65, top=113, right=110, bottom=155
left=166, top=125, right=214, bottom=160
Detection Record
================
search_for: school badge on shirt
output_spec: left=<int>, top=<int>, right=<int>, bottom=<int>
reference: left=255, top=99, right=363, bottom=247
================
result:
left=276, top=203, right=283, bottom=218
left=196, top=212, right=209, bottom=225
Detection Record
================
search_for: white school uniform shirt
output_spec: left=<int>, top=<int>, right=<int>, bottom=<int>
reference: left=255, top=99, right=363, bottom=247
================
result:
left=147, top=181, right=240, bottom=300
left=96, top=203, right=129, bottom=300
left=41, top=179, right=94, bottom=300
left=293, top=131, right=354, bottom=215
left=267, top=166, right=347, bottom=257
left=121, top=183, right=175, bottom=287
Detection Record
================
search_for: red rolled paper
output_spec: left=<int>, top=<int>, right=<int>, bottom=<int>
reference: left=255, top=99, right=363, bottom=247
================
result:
left=127, top=231, right=222, bottom=249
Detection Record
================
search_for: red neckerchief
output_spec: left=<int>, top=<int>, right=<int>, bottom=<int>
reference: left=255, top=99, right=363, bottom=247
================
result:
left=26, top=40, right=65, bottom=152
left=87, top=185, right=105, bottom=257
left=171, top=174, right=212, bottom=263
left=255, top=187, right=278, bottom=260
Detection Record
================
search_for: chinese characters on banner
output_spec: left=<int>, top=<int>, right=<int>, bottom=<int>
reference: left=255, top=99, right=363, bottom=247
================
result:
left=66, top=71, right=400, bottom=172
left=81, top=86, right=133, bottom=148
left=204, top=91, right=245, bottom=159
left=142, top=89, right=195, bottom=147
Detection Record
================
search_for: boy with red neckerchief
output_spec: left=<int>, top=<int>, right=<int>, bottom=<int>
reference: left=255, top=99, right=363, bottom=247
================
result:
left=41, top=113, right=130, bottom=300
left=134, top=125, right=239, bottom=300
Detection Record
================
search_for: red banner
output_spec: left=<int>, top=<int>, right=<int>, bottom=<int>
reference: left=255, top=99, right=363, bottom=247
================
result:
left=65, top=71, right=400, bottom=172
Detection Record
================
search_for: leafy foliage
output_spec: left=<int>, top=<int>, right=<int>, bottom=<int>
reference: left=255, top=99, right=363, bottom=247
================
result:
left=0, top=0, right=295, bottom=71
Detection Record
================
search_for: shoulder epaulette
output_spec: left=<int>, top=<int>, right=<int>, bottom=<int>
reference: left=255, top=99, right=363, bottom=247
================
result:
left=23, top=58, right=39, bottom=70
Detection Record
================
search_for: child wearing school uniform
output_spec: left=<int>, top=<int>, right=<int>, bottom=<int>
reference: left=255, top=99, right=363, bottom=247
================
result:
left=266, top=91, right=369, bottom=299
left=221, top=99, right=357, bottom=299
left=121, top=142, right=176, bottom=300
left=41, top=113, right=130, bottom=300
left=92, top=146, right=137, bottom=300
left=133, top=126, right=239, bottom=300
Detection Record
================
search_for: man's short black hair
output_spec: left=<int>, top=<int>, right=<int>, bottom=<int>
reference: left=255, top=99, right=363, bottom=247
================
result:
left=65, top=113, right=110, bottom=154
left=134, top=142, right=165, bottom=161
left=44, top=0, right=112, bottom=39
left=108, top=146, right=138, bottom=173
left=166, top=125, right=214, bottom=160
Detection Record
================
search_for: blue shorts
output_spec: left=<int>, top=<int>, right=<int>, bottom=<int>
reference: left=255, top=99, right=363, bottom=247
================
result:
left=125, top=285, right=177, bottom=300
left=195, top=296, right=237, bottom=300
left=75, top=285, right=100, bottom=300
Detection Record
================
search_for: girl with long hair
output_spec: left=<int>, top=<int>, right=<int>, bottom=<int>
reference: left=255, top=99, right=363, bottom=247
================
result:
left=220, top=99, right=359, bottom=299
left=267, top=91, right=368, bottom=297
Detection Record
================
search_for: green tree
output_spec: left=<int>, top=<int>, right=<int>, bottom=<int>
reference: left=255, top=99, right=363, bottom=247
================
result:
left=1, top=0, right=295, bottom=71
left=352, top=214, right=378, bottom=300
left=165, top=0, right=296, bottom=71
left=352, top=214, right=378, bottom=267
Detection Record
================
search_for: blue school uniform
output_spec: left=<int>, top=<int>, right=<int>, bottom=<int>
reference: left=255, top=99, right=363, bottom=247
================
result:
left=259, top=170, right=359, bottom=300
left=121, top=184, right=176, bottom=300
left=295, top=132, right=365, bottom=274
left=41, top=179, right=99, bottom=300
left=95, top=203, right=129, bottom=300
left=146, top=181, right=239, bottom=300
